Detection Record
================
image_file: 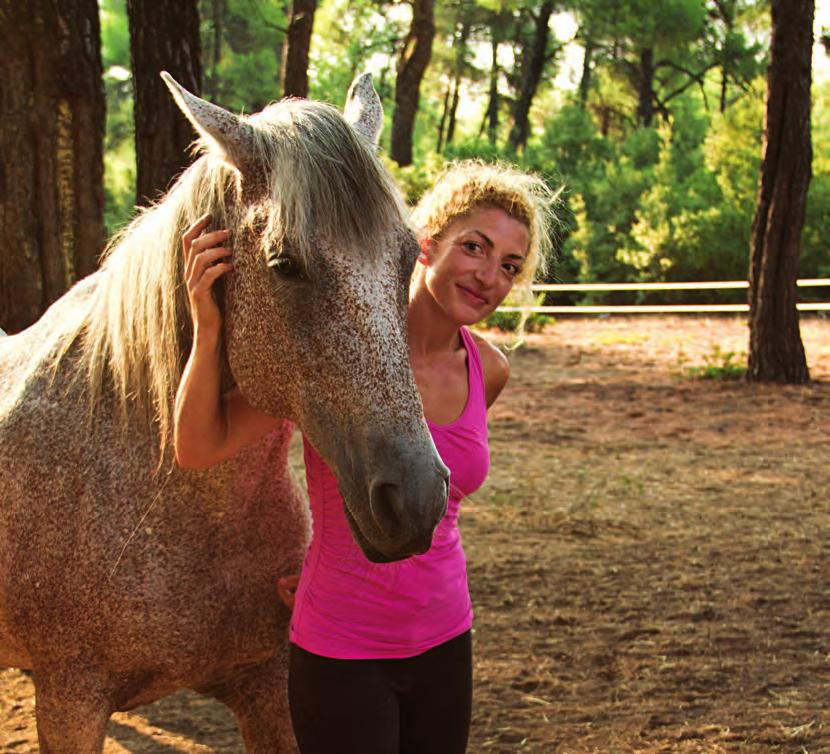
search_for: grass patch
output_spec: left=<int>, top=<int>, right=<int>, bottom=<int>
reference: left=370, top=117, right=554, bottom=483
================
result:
left=683, top=344, right=747, bottom=380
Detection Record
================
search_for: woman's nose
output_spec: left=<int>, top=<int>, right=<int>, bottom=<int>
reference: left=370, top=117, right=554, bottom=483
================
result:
left=474, top=257, right=499, bottom=286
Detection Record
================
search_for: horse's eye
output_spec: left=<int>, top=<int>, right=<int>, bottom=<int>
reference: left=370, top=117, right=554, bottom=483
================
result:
left=268, top=254, right=303, bottom=279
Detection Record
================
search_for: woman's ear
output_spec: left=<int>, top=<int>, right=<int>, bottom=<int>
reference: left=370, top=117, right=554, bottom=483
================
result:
left=417, top=237, right=433, bottom=265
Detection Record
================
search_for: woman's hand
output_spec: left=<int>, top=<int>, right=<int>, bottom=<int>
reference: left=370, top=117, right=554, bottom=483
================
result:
left=277, top=574, right=300, bottom=610
left=182, top=214, right=233, bottom=336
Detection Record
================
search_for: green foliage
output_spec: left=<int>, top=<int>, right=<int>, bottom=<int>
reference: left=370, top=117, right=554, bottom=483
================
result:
left=483, top=295, right=554, bottom=334
left=201, top=0, right=287, bottom=111
left=623, top=95, right=743, bottom=289
left=683, top=344, right=747, bottom=380
left=93, top=0, right=829, bottom=305
left=101, top=0, right=136, bottom=233
left=564, top=126, right=661, bottom=296
left=802, top=83, right=830, bottom=279
left=309, top=0, right=402, bottom=110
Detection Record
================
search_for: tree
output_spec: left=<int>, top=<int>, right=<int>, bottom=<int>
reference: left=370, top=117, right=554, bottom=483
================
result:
left=199, top=0, right=287, bottom=112
left=204, top=0, right=226, bottom=102
left=0, top=0, right=105, bottom=332
left=436, top=5, right=472, bottom=153
left=127, top=0, right=201, bottom=205
left=281, top=0, right=317, bottom=98
left=507, top=1, right=556, bottom=152
left=746, top=0, right=813, bottom=383
left=479, top=9, right=506, bottom=144
left=391, top=0, right=436, bottom=166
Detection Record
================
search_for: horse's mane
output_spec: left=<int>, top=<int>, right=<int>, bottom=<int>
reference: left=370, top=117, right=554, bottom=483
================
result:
left=52, top=97, right=406, bottom=463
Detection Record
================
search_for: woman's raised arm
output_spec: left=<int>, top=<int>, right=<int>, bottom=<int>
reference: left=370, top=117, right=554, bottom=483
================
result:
left=174, top=214, right=278, bottom=469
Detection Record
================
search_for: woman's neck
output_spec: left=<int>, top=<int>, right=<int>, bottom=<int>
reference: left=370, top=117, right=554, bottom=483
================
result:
left=407, top=284, right=463, bottom=360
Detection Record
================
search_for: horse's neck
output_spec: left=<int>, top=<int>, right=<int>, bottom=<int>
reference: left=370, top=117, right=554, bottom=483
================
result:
left=182, top=419, right=299, bottom=506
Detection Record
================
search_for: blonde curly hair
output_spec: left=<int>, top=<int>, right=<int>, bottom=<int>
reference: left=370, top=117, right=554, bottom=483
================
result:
left=410, top=160, right=560, bottom=305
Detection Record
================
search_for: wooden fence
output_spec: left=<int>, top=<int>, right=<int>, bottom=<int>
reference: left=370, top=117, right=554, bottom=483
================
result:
left=498, top=278, right=830, bottom=315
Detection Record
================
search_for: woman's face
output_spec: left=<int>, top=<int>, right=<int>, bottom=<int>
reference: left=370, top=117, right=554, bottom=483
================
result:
left=418, top=205, right=530, bottom=326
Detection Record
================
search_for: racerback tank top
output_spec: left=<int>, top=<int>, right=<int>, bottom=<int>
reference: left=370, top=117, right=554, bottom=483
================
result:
left=290, top=326, right=490, bottom=659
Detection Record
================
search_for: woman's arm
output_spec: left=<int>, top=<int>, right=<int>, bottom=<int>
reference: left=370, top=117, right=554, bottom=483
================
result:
left=174, top=214, right=278, bottom=469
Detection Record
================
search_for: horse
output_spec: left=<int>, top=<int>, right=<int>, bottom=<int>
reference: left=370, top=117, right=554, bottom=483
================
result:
left=0, top=73, right=448, bottom=752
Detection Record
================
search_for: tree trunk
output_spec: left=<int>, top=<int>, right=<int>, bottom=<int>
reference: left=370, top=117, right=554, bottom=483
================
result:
left=482, top=25, right=500, bottom=144
left=281, top=0, right=316, bottom=98
left=445, top=17, right=470, bottom=149
left=390, top=0, right=435, bottom=167
left=446, top=77, right=461, bottom=146
left=436, top=85, right=451, bottom=153
left=578, top=36, right=594, bottom=108
left=747, top=0, right=813, bottom=383
left=0, top=0, right=105, bottom=333
left=636, top=47, right=655, bottom=126
left=508, top=0, right=554, bottom=152
left=206, top=0, right=225, bottom=101
left=127, top=0, right=201, bottom=206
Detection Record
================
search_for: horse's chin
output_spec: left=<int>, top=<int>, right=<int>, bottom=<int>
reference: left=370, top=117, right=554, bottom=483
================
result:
left=342, top=504, right=408, bottom=564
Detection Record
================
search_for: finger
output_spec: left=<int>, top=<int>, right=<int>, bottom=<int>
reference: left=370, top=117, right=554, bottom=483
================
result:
left=192, top=262, right=233, bottom=294
left=276, top=581, right=295, bottom=609
left=190, top=229, right=230, bottom=255
left=187, top=230, right=229, bottom=278
left=182, top=214, right=212, bottom=256
left=191, top=264, right=233, bottom=299
left=191, top=247, right=233, bottom=280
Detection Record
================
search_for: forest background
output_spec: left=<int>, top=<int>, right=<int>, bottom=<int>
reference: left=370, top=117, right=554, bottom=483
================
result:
left=98, top=0, right=830, bottom=308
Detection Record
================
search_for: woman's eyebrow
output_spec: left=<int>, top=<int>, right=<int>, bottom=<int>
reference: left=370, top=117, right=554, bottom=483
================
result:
left=468, top=229, right=493, bottom=247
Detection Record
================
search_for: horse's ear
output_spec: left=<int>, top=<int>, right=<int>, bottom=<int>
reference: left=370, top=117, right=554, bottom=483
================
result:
left=160, top=71, right=255, bottom=171
left=343, top=72, right=383, bottom=147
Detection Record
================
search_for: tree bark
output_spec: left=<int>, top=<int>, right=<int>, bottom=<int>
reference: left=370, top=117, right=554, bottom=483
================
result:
left=390, top=0, right=435, bottom=167
left=127, top=0, right=201, bottom=206
left=636, top=47, right=655, bottom=126
left=445, top=17, right=471, bottom=149
left=281, top=0, right=316, bottom=98
left=508, top=0, right=554, bottom=152
left=446, top=77, right=461, bottom=147
left=578, top=36, right=594, bottom=108
left=747, top=0, right=813, bottom=383
left=436, top=85, right=451, bottom=153
left=0, top=0, right=105, bottom=333
left=482, top=25, right=500, bottom=144
left=206, top=0, right=225, bottom=101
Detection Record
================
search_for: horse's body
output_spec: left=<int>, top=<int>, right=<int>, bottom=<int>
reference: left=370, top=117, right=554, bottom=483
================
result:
left=0, top=75, right=447, bottom=752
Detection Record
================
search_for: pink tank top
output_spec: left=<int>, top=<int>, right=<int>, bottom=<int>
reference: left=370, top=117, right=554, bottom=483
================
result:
left=290, top=327, right=490, bottom=659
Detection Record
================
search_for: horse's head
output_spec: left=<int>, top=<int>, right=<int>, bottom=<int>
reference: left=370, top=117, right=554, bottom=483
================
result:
left=164, top=73, right=448, bottom=563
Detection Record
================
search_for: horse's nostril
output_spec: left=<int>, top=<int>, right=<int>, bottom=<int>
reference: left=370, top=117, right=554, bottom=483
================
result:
left=369, top=481, right=404, bottom=539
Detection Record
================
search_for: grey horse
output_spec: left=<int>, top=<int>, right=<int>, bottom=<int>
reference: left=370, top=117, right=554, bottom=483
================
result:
left=0, top=73, right=448, bottom=752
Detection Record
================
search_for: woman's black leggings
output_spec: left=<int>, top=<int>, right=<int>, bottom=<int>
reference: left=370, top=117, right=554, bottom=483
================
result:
left=288, top=631, right=472, bottom=754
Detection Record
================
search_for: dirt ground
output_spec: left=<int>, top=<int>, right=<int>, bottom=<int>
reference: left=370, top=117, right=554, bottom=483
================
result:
left=1, top=315, right=828, bottom=753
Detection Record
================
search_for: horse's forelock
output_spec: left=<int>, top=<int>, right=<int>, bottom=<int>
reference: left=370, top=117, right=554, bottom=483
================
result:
left=250, top=99, right=407, bottom=265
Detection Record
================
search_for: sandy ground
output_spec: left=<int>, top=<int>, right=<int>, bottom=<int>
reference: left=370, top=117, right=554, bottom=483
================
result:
left=1, top=315, right=828, bottom=753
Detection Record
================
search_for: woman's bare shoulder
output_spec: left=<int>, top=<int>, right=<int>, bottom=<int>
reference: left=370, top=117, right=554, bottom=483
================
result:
left=469, top=330, right=510, bottom=407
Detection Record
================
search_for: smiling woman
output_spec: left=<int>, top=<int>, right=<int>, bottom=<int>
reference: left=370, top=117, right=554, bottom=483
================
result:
left=412, top=160, right=559, bottom=310
left=176, top=158, right=559, bottom=754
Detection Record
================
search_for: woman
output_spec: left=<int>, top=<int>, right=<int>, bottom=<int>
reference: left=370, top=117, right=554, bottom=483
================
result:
left=175, top=160, right=556, bottom=754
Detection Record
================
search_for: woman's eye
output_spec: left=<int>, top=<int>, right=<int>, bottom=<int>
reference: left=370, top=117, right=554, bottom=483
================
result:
left=463, top=241, right=481, bottom=253
left=503, top=263, right=521, bottom=276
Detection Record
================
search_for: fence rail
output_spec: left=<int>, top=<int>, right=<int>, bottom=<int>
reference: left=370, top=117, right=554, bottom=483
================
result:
left=498, top=278, right=830, bottom=315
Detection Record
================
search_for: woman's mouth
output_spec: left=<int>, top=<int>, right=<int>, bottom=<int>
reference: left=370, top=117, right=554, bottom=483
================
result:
left=457, top=284, right=488, bottom=306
